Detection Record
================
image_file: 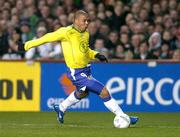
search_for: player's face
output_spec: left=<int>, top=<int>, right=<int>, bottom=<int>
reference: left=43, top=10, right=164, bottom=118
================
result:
left=75, top=15, right=89, bottom=32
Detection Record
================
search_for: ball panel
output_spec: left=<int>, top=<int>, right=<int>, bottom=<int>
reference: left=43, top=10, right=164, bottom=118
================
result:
left=113, top=114, right=130, bottom=128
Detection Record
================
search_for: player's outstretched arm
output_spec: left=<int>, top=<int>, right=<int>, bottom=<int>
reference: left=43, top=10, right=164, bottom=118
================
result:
left=24, top=31, right=62, bottom=51
left=95, top=53, right=108, bottom=62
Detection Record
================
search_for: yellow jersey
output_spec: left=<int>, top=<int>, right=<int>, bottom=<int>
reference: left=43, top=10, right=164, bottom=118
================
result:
left=25, top=25, right=98, bottom=68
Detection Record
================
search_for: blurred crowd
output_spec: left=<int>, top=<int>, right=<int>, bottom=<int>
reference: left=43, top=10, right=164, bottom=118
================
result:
left=0, top=0, right=179, bottom=61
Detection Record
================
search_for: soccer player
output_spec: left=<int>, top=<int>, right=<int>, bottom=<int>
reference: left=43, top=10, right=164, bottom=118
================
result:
left=22, top=10, right=138, bottom=125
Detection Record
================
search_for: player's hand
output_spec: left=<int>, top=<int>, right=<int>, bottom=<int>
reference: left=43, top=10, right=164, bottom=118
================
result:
left=17, top=41, right=30, bottom=52
left=24, top=41, right=31, bottom=51
left=95, top=53, right=108, bottom=62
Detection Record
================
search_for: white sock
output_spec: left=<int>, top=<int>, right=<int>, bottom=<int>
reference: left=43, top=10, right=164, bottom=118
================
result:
left=104, top=98, right=124, bottom=116
left=59, top=91, right=80, bottom=112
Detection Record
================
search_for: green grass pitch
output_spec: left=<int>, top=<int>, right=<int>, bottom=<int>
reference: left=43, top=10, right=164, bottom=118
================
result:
left=0, top=112, right=180, bottom=137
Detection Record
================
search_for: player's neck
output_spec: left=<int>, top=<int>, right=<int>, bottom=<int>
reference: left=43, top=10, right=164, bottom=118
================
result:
left=72, top=24, right=83, bottom=33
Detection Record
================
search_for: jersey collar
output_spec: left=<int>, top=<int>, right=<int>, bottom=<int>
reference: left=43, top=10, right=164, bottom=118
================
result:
left=72, top=24, right=85, bottom=33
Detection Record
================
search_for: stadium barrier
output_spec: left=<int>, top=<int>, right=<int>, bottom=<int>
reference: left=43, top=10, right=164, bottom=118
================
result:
left=0, top=60, right=179, bottom=112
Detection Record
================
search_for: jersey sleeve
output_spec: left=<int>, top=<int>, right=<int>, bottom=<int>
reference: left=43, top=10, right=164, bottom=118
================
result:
left=24, top=27, right=67, bottom=51
left=88, top=48, right=99, bottom=60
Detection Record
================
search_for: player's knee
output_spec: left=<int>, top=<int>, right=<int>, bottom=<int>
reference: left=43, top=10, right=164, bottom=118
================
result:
left=75, top=90, right=89, bottom=99
left=99, top=87, right=110, bottom=98
left=79, top=91, right=89, bottom=98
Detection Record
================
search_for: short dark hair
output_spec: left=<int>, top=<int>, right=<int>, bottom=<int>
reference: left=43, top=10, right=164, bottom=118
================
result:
left=74, top=10, right=88, bottom=20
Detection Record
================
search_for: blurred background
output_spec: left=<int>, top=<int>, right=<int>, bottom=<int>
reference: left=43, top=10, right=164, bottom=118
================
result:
left=0, top=0, right=179, bottom=60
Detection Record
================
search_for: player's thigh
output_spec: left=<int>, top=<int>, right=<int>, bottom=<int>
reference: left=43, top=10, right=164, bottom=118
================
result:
left=85, top=78, right=104, bottom=95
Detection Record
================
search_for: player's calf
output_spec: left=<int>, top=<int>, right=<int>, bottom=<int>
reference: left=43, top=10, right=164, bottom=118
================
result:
left=99, top=87, right=110, bottom=99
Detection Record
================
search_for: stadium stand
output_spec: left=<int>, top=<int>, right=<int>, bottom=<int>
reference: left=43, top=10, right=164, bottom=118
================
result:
left=0, top=0, right=179, bottom=60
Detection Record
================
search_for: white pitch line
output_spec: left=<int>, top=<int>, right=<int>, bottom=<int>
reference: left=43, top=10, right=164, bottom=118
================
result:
left=1, top=123, right=180, bottom=129
left=62, top=124, right=107, bottom=128
left=139, top=125, right=180, bottom=129
left=1, top=123, right=108, bottom=129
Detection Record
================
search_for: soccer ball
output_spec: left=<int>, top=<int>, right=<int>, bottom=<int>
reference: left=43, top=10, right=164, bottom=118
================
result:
left=113, top=114, right=130, bottom=128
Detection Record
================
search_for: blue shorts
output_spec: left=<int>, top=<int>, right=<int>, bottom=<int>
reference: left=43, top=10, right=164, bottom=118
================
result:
left=67, top=65, right=104, bottom=95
